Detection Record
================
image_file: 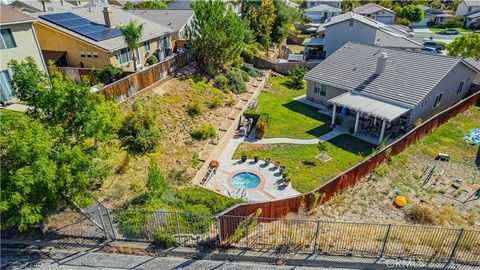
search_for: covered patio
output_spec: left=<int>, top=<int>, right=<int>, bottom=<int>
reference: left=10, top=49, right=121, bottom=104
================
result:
left=328, top=93, right=411, bottom=144
left=302, top=37, right=324, bottom=61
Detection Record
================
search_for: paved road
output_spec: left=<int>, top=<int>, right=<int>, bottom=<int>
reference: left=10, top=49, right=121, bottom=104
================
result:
left=1, top=249, right=347, bottom=270
left=411, top=28, right=462, bottom=43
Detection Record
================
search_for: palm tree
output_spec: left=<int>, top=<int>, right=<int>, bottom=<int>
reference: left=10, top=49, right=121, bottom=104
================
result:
left=119, top=20, right=144, bottom=72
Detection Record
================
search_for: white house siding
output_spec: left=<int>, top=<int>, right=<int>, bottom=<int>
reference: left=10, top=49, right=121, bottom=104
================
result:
left=367, top=11, right=395, bottom=24
left=456, top=2, right=480, bottom=16
left=408, top=63, right=477, bottom=125
left=304, top=11, right=340, bottom=23
left=306, top=80, right=347, bottom=105
left=307, top=0, right=341, bottom=9
left=323, top=20, right=378, bottom=57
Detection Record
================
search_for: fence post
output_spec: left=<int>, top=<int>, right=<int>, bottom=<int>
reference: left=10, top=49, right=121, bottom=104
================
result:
left=175, top=212, right=182, bottom=246
left=312, top=220, right=321, bottom=253
left=106, top=208, right=117, bottom=240
left=96, top=206, right=109, bottom=240
left=216, top=216, right=223, bottom=245
left=379, top=224, right=392, bottom=258
left=447, top=228, right=464, bottom=266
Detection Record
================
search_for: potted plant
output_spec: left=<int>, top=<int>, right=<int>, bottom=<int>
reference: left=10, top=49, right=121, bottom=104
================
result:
left=254, top=156, right=259, bottom=163
left=281, top=169, right=288, bottom=179
left=274, top=161, right=280, bottom=169
left=283, top=176, right=291, bottom=186
left=264, top=158, right=271, bottom=165
left=241, top=153, right=247, bottom=162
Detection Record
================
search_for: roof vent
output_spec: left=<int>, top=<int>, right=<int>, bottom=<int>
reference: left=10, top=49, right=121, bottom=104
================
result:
left=102, top=7, right=114, bottom=28
left=375, top=51, right=388, bottom=75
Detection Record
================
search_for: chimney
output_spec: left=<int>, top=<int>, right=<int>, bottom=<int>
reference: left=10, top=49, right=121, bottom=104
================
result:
left=375, top=51, right=388, bottom=75
left=103, top=7, right=114, bottom=28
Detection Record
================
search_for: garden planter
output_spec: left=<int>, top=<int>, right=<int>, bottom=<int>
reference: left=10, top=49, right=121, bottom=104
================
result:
left=241, top=155, right=247, bottom=162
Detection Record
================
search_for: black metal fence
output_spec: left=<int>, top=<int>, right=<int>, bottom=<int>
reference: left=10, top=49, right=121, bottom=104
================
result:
left=81, top=200, right=479, bottom=267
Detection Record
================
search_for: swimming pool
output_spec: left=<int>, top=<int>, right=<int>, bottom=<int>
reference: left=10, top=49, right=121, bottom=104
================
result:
left=231, top=172, right=261, bottom=189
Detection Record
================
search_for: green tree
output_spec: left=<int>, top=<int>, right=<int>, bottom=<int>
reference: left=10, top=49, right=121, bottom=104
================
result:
left=447, top=33, right=480, bottom=60
left=9, top=58, right=122, bottom=145
left=146, top=158, right=167, bottom=196
left=0, top=112, right=107, bottom=231
left=123, top=1, right=133, bottom=10
left=119, top=101, right=162, bottom=154
left=185, top=0, right=244, bottom=72
left=119, top=20, right=144, bottom=72
left=286, top=65, right=307, bottom=89
left=392, top=3, right=402, bottom=15
left=91, top=64, right=123, bottom=85
left=399, top=5, right=424, bottom=23
left=250, top=0, right=276, bottom=52
left=341, top=0, right=361, bottom=11
left=271, top=0, right=298, bottom=45
left=138, top=0, right=167, bottom=9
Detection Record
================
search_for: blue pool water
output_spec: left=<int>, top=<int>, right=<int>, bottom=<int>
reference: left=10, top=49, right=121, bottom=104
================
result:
left=231, top=172, right=260, bottom=189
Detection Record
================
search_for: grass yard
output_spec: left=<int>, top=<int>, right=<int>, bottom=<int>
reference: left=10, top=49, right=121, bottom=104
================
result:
left=258, top=76, right=332, bottom=139
left=233, top=134, right=376, bottom=192
left=428, top=27, right=475, bottom=33
left=310, top=105, right=480, bottom=227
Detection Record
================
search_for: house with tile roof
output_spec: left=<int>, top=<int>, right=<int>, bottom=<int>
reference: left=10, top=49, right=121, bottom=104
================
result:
left=306, top=0, right=342, bottom=9
left=33, top=6, right=171, bottom=72
left=305, top=42, right=480, bottom=144
left=128, top=9, right=194, bottom=51
left=353, top=3, right=396, bottom=24
left=303, top=3, right=342, bottom=23
left=322, top=12, right=422, bottom=57
left=0, top=4, right=46, bottom=103
left=8, top=0, right=76, bottom=13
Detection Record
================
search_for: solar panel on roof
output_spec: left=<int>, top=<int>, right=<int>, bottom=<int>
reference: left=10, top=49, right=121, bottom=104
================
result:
left=40, top=12, right=122, bottom=42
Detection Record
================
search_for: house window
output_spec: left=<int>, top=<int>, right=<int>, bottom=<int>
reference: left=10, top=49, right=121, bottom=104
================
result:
left=457, top=81, right=464, bottom=93
left=314, top=83, right=327, bottom=96
left=117, top=48, right=131, bottom=64
left=0, top=29, right=16, bottom=50
left=144, top=41, right=150, bottom=52
left=349, top=20, right=354, bottom=26
left=0, top=69, right=15, bottom=102
left=468, top=7, right=472, bottom=12
left=433, top=93, right=443, bottom=108
left=80, top=51, right=86, bottom=58
left=92, top=52, right=98, bottom=58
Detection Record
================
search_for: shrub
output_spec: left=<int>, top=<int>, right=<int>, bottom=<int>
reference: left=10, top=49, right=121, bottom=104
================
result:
left=240, top=63, right=262, bottom=77
left=146, top=158, right=167, bottom=196
left=207, top=96, right=224, bottom=108
left=115, top=153, right=130, bottom=174
left=190, top=153, right=200, bottom=168
left=308, top=192, right=320, bottom=210
left=190, top=123, right=217, bottom=140
left=119, top=102, right=162, bottom=154
left=214, top=74, right=229, bottom=90
left=394, top=17, right=410, bottom=26
left=146, top=55, right=159, bottom=65
left=153, top=231, right=177, bottom=248
left=239, top=69, right=250, bottom=82
left=407, top=204, right=436, bottom=224
left=91, top=64, right=123, bottom=85
left=286, top=65, right=307, bottom=89
left=116, top=210, right=146, bottom=238
left=177, top=187, right=242, bottom=213
left=255, top=113, right=270, bottom=139
left=444, top=17, right=465, bottom=28
left=302, top=16, right=312, bottom=23
left=317, top=141, right=327, bottom=152
left=243, top=110, right=263, bottom=122
left=183, top=204, right=212, bottom=233
left=187, top=100, right=204, bottom=116
left=226, top=68, right=247, bottom=94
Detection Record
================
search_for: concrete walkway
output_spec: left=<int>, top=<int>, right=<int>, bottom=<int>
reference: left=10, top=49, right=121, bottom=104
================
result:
left=249, top=129, right=343, bottom=145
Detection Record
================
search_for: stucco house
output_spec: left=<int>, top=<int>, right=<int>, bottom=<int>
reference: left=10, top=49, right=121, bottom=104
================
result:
left=306, top=0, right=342, bottom=9
left=305, top=42, right=480, bottom=144
left=410, top=5, right=454, bottom=27
left=0, top=4, right=46, bottom=104
left=353, top=3, right=396, bottom=24
left=456, top=0, right=480, bottom=16
left=128, top=9, right=194, bottom=51
left=304, top=4, right=342, bottom=23
left=322, top=12, right=422, bottom=57
left=33, top=6, right=171, bottom=72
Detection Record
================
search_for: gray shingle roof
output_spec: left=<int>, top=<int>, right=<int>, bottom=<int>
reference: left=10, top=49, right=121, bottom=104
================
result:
left=35, top=6, right=170, bottom=52
left=305, top=4, right=341, bottom=12
left=0, top=4, right=36, bottom=25
left=464, top=0, right=480, bottom=7
left=305, top=42, right=466, bottom=107
left=324, top=12, right=422, bottom=49
left=127, top=9, right=193, bottom=32
left=353, top=3, right=395, bottom=15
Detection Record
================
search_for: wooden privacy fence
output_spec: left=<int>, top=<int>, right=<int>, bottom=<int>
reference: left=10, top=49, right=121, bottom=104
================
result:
left=99, top=52, right=192, bottom=101
left=217, top=91, right=480, bottom=240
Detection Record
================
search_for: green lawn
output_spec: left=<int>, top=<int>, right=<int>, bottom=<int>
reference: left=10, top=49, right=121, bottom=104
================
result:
left=428, top=27, right=475, bottom=34
left=233, top=135, right=376, bottom=193
left=258, top=76, right=332, bottom=139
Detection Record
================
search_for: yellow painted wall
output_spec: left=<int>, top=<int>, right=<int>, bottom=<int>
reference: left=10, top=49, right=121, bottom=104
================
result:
left=34, top=23, right=111, bottom=68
